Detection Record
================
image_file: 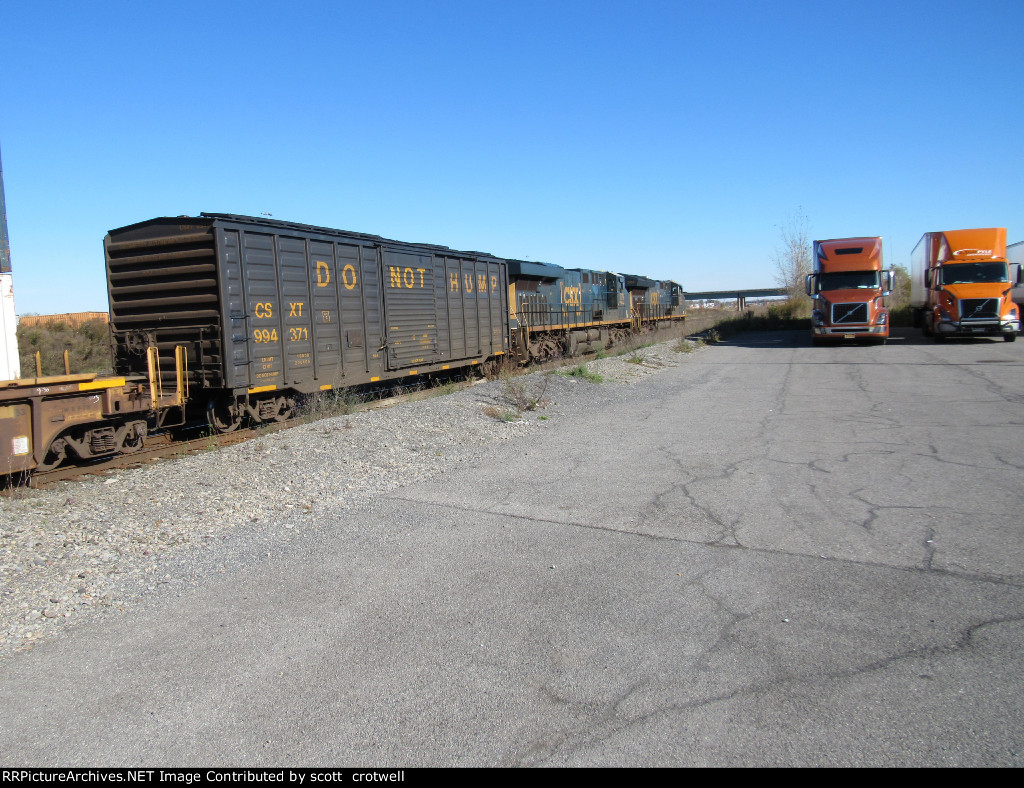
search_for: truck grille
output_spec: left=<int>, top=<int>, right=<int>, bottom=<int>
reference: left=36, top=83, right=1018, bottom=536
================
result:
left=959, top=298, right=999, bottom=321
left=831, top=302, right=868, bottom=324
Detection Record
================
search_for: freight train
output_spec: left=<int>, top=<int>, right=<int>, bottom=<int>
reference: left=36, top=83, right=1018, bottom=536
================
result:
left=1, top=213, right=685, bottom=475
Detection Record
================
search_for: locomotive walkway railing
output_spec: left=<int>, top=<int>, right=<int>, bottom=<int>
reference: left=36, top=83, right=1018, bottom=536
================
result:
left=516, top=303, right=678, bottom=330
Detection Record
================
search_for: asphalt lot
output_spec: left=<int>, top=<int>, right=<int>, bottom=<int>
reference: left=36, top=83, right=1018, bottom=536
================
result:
left=2, top=327, right=1022, bottom=766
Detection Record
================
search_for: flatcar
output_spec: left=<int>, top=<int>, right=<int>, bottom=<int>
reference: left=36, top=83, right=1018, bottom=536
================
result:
left=2, top=213, right=685, bottom=475
left=0, top=370, right=171, bottom=474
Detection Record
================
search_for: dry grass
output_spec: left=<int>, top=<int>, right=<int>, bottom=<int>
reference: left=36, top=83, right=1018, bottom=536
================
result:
left=481, top=404, right=520, bottom=423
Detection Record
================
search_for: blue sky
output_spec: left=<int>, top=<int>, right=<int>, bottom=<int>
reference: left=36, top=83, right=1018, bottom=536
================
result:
left=2, top=0, right=1022, bottom=313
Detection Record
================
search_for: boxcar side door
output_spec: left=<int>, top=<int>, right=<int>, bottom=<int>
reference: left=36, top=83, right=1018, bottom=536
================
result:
left=381, top=248, right=439, bottom=370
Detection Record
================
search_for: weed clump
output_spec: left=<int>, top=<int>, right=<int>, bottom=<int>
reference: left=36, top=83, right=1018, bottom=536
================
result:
left=299, top=387, right=363, bottom=419
left=481, top=405, right=520, bottom=423
left=501, top=372, right=550, bottom=412
left=559, top=364, right=603, bottom=383
left=483, top=372, right=551, bottom=422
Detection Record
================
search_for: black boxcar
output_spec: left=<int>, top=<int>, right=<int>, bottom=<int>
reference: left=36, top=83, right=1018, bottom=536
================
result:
left=104, top=214, right=509, bottom=428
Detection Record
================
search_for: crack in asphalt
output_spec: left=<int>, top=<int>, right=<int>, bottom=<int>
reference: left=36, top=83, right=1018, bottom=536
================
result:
left=387, top=496, right=1024, bottom=589
left=523, top=614, right=1024, bottom=766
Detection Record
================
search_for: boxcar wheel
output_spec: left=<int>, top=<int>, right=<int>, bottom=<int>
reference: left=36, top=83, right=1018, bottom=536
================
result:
left=208, top=401, right=242, bottom=433
left=274, top=397, right=295, bottom=422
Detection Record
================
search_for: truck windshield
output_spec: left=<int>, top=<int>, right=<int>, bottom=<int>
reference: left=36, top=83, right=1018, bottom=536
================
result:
left=940, top=263, right=1008, bottom=284
left=818, top=271, right=879, bottom=290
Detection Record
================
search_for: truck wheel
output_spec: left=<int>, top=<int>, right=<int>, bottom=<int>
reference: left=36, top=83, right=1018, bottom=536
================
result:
left=1004, top=333, right=1017, bottom=343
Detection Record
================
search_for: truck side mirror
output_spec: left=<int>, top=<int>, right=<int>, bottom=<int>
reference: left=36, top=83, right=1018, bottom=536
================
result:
left=1016, top=264, right=1023, bottom=286
left=805, top=274, right=815, bottom=296
left=882, top=268, right=893, bottom=297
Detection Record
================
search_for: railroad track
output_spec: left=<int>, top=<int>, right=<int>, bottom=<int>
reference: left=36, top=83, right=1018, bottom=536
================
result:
left=25, top=374, right=484, bottom=489
left=23, top=319, right=716, bottom=490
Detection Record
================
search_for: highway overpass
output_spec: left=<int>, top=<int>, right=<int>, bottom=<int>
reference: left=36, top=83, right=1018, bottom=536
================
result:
left=684, top=288, right=788, bottom=309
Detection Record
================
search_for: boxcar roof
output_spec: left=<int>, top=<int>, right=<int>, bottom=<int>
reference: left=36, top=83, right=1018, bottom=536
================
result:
left=107, top=213, right=503, bottom=261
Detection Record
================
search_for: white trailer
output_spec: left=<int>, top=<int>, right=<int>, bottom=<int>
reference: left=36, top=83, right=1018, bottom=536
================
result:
left=0, top=144, right=19, bottom=381
left=1008, top=241, right=1024, bottom=313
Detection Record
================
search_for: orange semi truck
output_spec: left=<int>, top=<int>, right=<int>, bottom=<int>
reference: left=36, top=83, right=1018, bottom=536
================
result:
left=910, top=228, right=1021, bottom=342
left=805, top=236, right=891, bottom=344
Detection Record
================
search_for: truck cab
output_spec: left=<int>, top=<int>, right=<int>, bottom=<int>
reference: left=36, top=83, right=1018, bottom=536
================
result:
left=806, top=237, right=891, bottom=345
left=911, top=228, right=1021, bottom=342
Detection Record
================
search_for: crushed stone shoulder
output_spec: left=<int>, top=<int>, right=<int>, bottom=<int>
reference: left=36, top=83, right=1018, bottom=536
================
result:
left=0, top=333, right=711, bottom=658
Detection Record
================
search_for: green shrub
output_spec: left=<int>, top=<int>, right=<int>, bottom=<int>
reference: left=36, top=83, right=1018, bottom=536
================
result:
left=16, top=319, right=112, bottom=376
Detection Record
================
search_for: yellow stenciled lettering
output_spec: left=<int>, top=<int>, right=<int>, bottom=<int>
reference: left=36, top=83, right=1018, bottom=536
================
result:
left=491, top=275, right=498, bottom=293
left=288, top=302, right=304, bottom=317
left=390, top=266, right=402, bottom=288
left=478, top=274, right=487, bottom=294
left=342, top=263, right=358, bottom=290
left=450, top=272, right=459, bottom=292
left=416, top=268, right=426, bottom=288
left=255, top=302, right=273, bottom=318
left=561, top=286, right=581, bottom=306
left=316, top=261, right=330, bottom=287
left=403, top=267, right=415, bottom=288
left=464, top=273, right=474, bottom=293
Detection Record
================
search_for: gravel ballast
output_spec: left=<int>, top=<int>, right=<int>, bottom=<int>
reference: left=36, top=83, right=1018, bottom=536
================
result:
left=0, top=333, right=706, bottom=658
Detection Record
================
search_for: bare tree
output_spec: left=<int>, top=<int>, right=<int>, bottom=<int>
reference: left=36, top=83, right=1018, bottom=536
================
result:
left=772, top=210, right=812, bottom=301
left=889, top=263, right=911, bottom=309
